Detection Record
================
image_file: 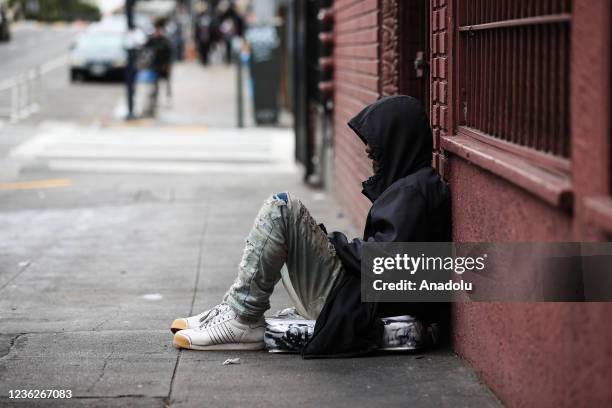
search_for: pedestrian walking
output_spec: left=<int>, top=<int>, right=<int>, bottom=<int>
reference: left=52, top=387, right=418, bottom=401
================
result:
left=194, top=5, right=212, bottom=65
left=140, top=18, right=172, bottom=116
left=218, top=1, right=244, bottom=64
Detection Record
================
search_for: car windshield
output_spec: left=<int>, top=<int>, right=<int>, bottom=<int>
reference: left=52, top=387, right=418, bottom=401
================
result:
left=76, top=33, right=124, bottom=52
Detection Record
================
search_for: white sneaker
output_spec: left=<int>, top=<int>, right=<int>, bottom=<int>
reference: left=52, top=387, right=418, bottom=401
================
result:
left=170, top=307, right=217, bottom=334
left=173, top=304, right=265, bottom=351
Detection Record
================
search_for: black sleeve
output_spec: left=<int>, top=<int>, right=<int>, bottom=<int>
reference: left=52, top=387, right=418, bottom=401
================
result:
left=369, top=185, right=427, bottom=242
left=329, top=186, right=427, bottom=276
left=328, top=231, right=363, bottom=274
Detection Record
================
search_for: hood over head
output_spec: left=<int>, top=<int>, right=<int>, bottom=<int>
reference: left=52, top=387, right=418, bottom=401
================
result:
left=348, top=95, right=433, bottom=202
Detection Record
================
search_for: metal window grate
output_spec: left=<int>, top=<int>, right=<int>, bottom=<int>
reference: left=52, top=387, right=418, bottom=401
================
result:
left=458, top=0, right=572, bottom=162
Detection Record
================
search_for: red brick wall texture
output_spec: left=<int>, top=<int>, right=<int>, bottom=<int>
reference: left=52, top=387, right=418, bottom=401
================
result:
left=333, top=0, right=379, bottom=232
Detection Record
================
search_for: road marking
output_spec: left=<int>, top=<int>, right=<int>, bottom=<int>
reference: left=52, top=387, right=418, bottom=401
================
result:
left=9, top=123, right=296, bottom=174
left=40, top=55, right=70, bottom=75
left=0, top=178, right=72, bottom=190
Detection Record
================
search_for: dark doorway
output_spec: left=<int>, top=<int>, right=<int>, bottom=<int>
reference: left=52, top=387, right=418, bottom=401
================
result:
left=399, top=0, right=430, bottom=108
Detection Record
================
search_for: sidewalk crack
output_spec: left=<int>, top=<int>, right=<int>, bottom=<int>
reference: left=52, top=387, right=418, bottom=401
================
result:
left=0, top=333, right=27, bottom=360
left=0, top=262, right=33, bottom=292
left=87, top=343, right=115, bottom=392
left=165, top=201, right=209, bottom=407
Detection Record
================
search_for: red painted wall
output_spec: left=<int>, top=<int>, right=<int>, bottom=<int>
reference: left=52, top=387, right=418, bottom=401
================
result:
left=437, top=0, right=612, bottom=406
left=331, top=0, right=612, bottom=406
left=449, top=157, right=612, bottom=407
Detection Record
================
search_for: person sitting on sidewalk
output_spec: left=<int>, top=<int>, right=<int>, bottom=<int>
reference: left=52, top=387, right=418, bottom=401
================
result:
left=170, top=96, right=451, bottom=356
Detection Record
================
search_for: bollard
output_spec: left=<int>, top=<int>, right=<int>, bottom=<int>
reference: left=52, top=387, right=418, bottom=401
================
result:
left=18, top=73, right=28, bottom=119
left=9, top=79, right=18, bottom=123
left=30, top=68, right=41, bottom=114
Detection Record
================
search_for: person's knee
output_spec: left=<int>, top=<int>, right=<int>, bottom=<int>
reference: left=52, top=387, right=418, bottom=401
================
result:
left=271, top=192, right=289, bottom=205
left=266, top=192, right=303, bottom=218
left=269, top=191, right=302, bottom=206
left=264, top=191, right=304, bottom=218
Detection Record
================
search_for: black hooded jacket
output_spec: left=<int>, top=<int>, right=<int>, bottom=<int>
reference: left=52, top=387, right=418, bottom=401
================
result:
left=302, top=96, right=451, bottom=358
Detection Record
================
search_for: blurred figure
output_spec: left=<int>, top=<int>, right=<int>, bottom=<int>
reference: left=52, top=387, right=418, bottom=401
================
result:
left=141, top=18, right=172, bottom=115
left=0, top=4, right=11, bottom=42
left=194, top=4, right=212, bottom=65
left=217, top=0, right=244, bottom=64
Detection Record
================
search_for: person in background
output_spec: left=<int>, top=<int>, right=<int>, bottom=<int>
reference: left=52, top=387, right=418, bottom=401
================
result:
left=143, top=18, right=172, bottom=113
left=217, top=1, right=244, bottom=64
left=194, top=5, right=212, bottom=65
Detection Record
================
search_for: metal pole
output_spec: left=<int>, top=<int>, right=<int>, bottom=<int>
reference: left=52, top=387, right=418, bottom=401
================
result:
left=33, top=66, right=41, bottom=113
left=10, top=79, right=18, bottom=123
left=236, top=46, right=244, bottom=128
left=26, top=69, right=36, bottom=115
left=18, top=74, right=27, bottom=119
left=125, top=0, right=137, bottom=120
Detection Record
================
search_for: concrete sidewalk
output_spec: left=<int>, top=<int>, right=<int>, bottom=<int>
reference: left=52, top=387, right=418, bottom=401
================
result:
left=0, top=131, right=500, bottom=407
left=111, top=61, right=255, bottom=128
left=156, top=62, right=255, bottom=128
left=0, top=61, right=500, bottom=407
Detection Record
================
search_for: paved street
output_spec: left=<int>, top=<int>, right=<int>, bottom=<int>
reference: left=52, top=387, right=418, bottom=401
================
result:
left=0, top=28, right=500, bottom=407
left=0, top=23, right=77, bottom=79
left=0, top=23, right=124, bottom=126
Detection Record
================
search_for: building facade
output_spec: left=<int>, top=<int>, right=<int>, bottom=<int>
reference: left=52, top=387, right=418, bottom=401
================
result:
left=328, top=0, right=612, bottom=406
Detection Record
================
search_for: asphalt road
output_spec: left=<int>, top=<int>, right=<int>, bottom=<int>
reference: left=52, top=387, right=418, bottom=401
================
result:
left=0, top=23, right=77, bottom=79
left=0, top=23, right=124, bottom=126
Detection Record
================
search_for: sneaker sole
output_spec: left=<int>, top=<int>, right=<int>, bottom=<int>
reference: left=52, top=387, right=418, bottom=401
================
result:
left=173, top=333, right=264, bottom=351
left=170, top=318, right=188, bottom=334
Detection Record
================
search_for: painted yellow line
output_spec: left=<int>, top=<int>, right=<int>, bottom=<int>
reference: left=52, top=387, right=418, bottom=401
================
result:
left=120, top=118, right=155, bottom=127
left=0, top=179, right=72, bottom=191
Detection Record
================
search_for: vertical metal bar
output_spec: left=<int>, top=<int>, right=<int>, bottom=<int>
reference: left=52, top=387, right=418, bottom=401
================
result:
left=502, top=25, right=509, bottom=142
left=510, top=1, right=520, bottom=144
left=27, top=69, right=35, bottom=116
left=125, top=0, right=136, bottom=120
left=551, top=23, right=559, bottom=155
left=463, top=7, right=468, bottom=126
left=517, top=2, right=525, bottom=145
left=35, top=66, right=42, bottom=113
left=236, top=49, right=244, bottom=128
left=19, top=74, right=27, bottom=119
left=504, top=1, right=512, bottom=142
left=486, top=5, right=492, bottom=134
left=535, top=0, right=543, bottom=151
left=477, top=0, right=484, bottom=130
left=10, top=80, right=18, bottom=123
left=526, top=5, right=533, bottom=148
left=474, top=32, right=487, bottom=130
left=544, top=0, right=551, bottom=152
left=474, top=1, right=487, bottom=130
left=491, top=2, right=498, bottom=137
left=493, top=26, right=499, bottom=137
left=559, top=22, right=568, bottom=157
